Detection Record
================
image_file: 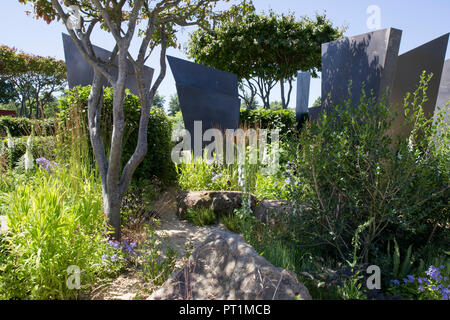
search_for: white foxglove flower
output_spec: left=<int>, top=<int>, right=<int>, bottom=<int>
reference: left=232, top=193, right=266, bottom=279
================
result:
left=6, top=128, right=14, bottom=149
left=24, top=150, right=34, bottom=171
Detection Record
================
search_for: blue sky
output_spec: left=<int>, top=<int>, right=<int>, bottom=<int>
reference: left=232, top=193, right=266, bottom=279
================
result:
left=0, top=0, right=449, bottom=110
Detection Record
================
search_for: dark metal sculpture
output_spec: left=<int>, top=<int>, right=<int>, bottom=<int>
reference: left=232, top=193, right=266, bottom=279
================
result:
left=388, top=33, right=449, bottom=139
left=62, top=33, right=154, bottom=96
left=167, top=55, right=240, bottom=152
left=296, top=71, right=311, bottom=129
left=436, top=59, right=450, bottom=109
left=321, top=28, right=402, bottom=113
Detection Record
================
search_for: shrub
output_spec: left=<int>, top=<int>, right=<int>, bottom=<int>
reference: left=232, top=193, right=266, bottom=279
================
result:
left=57, top=86, right=177, bottom=184
left=239, top=108, right=297, bottom=139
left=286, top=73, right=449, bottom=264
left=0, top=116, right=55, bottom=137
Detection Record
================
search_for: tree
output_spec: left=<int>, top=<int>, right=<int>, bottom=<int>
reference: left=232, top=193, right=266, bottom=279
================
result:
left=0, top=45, right=67, bottom=118
left=168, top=93, right=180, bottom=116
left=0, top=80, right=17, bottom=105
left=188, top=9, right=344, bottom=109
left=152, top=91, right=165, bottom=109
left=311, top=96, right=321, bottom=108
left=19, top=0, right=236, bottom=240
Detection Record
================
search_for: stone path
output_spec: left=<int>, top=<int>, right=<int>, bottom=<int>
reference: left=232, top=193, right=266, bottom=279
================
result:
left=88, top=189, right=224, bottom=300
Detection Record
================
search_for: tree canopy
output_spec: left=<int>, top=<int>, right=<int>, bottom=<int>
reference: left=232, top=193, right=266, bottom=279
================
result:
left=0, top=44, right=66, bottom=118
left=188, top=9, right=344, bottom=109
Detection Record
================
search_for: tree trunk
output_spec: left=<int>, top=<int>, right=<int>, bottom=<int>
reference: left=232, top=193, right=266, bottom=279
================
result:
left=103, top=193, right=121, bottom=240
left=280, top=77, right=286, bottom=109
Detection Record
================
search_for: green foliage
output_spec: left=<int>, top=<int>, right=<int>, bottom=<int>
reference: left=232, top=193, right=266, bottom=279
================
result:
left=0, top=45, right=66, bottom=118
left=152, top=92, right=166, bottom=109
left=1, top=135, right=57, bottom=169
left=185, top=207, right=217, bottom=227
left=239, top=107, right=297, bottom=139
left=167, top=93, right=180, bottom=116
left=0, top=116, right=55, bottom=137
left=286, top=73, right=449, bottom=265
left=0, top=80, right=16, bottom=104
left=57, top=85, right=177, bottom=184
left=0, top=165, right=123, bottom=299
left=311, top=96, right=322, bottom=108
left=336, top=272, right=368, bottom=300
left=220, top=213, right=243, bottom=233
left=188, top=9, right=343, bottom=108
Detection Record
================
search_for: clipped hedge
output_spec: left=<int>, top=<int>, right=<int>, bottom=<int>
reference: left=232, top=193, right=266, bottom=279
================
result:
left=58, top=86, right=177, bottom=184
left=0, top=116, right=55, bottom=137
left=239, top=108, right=297, bottom=138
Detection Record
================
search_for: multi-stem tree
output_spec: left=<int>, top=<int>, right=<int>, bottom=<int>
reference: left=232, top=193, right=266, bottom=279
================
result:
left=18, top=0, right=235, bottom=239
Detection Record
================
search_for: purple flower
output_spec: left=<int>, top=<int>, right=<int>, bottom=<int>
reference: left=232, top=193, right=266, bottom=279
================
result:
left=419, top=286, right=425, bottom=292
left=426, top=265, right=442, bottom=281
left=406, top=275, right=415, bottom=283
left=390, top=279, right=400, bottom=285
left=285, top=178, right=291, bottom=184
left=102, top=254, right=108, bottom=260
left=111, top=254, right=118, bottom=262
left=108, top=240, right=120, bottom=249
left=121, top=240, right=137, bottom=254
left=211, top=173, right=223, bottom=183
left=35, top=157, right=58, bottom=172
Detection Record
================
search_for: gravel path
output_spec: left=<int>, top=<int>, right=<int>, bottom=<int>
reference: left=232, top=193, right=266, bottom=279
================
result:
left=88, top=189, right=223, bottom=300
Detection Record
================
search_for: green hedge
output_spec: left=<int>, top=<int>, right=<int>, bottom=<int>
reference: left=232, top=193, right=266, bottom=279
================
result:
left=239, top=108, right=297, bottom=138
left=58, top=86, right=177, bottom=184
left=0, top=116, right=55, bottom=137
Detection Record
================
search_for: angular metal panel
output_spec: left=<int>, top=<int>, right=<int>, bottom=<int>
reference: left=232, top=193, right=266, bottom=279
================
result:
left=388, top=33, right=449, bottom=139
left=167, top=56, right=240, bottom=152
left=321, top=28, right=402, bottom=112
left=167, top=55, right=238, bottom=97
left=62, top=33, right=154, bottom=96
left=296, top=72, right=311, bottom=120
left=434, top=59, right=450, bottom=138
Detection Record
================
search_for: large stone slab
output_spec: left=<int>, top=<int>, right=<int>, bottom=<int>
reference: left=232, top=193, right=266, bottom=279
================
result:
left=167, top=56, right=240, bottom=153
left=296, top=72, right=311, bottom=129
left=321, top=28, right=402, bottom=112
left=388, top=33, right=449, bottom=139
left=147, top=229, right=311, bottom=300
left=62, top=33, right=154, bottom=96
left=177, top=190, right=257, bottom=220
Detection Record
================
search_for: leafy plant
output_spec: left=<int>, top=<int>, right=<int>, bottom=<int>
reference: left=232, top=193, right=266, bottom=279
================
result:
left=286, top=74, right=449, bottom=264
left=0, top=164, right=122, bottom=299
left=185, top=208, right=217, bottom=227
